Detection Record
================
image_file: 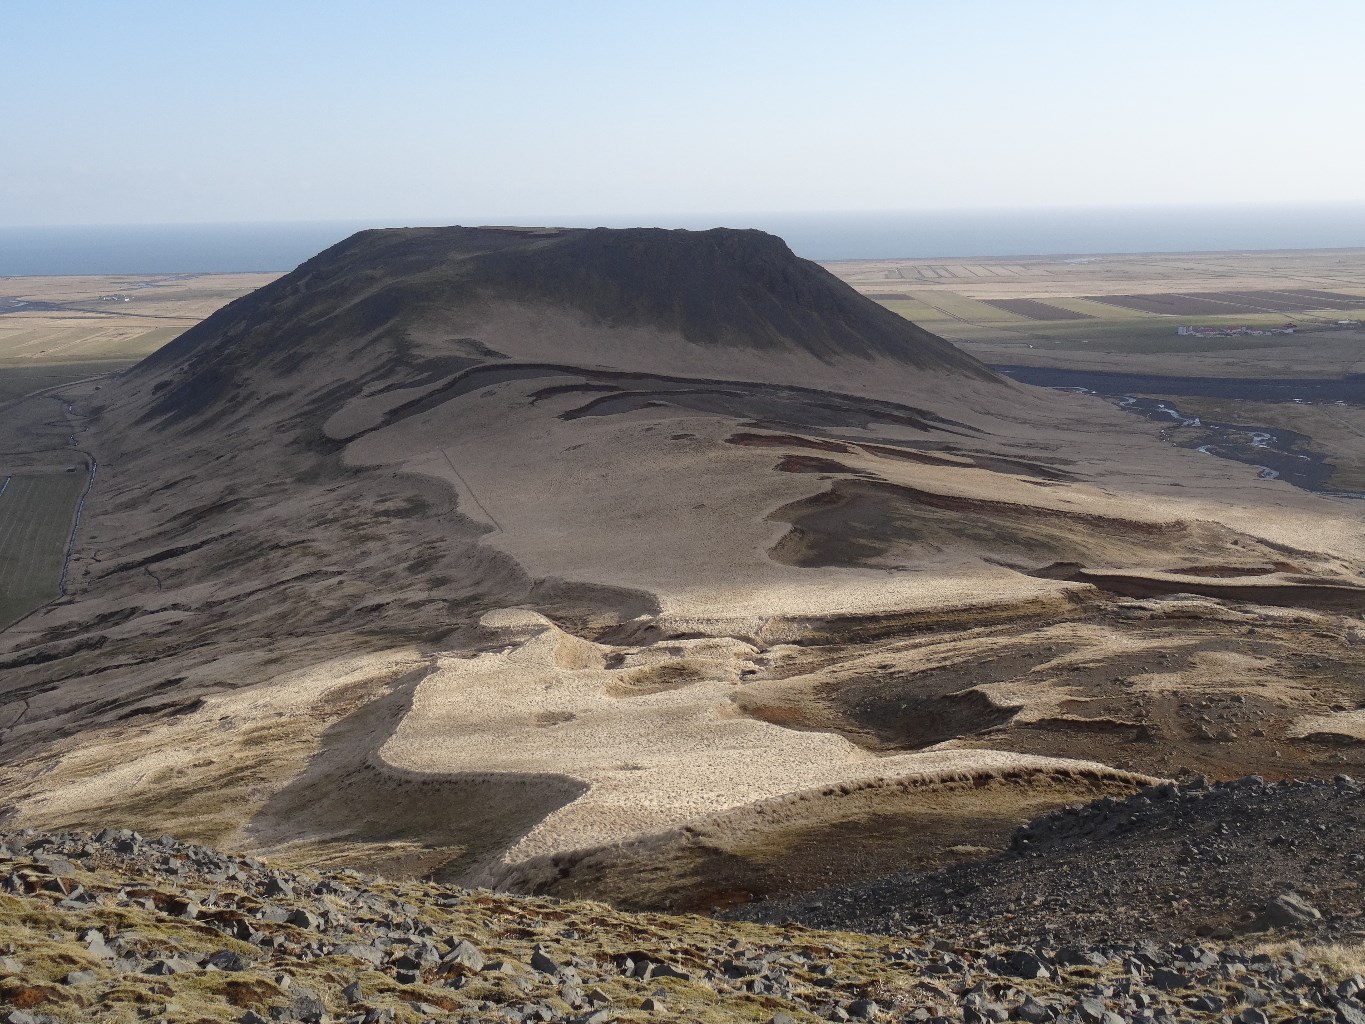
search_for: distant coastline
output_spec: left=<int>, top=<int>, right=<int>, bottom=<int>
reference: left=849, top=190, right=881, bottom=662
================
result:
left=2, top=204, right=1363, bottom=276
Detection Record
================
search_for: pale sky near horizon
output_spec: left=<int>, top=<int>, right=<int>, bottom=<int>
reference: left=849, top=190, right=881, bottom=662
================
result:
left=4, top=0, right=1364, bottom=228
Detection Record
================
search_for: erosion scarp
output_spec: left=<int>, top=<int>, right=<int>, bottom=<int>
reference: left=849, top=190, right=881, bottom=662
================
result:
left=1, top=227, right=1363, bottom=909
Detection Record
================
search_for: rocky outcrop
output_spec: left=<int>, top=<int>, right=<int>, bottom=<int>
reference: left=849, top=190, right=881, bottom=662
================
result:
left=737, top=775, right=1365, bottom=949
left=4, top=820, right=1365, bottom=1024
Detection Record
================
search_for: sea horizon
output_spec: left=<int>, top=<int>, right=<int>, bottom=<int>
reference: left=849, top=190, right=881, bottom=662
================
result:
left=2, top=202, right=1364, bottom=276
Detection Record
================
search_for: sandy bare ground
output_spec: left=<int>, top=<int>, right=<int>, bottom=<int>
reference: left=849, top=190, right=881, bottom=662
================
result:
left=3, top=230, right=1364, bottom=904
left=380, top=609, right=1144, bottom=865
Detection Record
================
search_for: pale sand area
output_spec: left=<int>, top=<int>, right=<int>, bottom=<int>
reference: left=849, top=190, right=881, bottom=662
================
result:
left=343, top=364, right=1365, bottom=633
left=379, top=609, right=1145, bottom=865
left=348, top=389, right=1085, bottom=637
left=10, top=647, right=431, bottom=843
left=1288, top=710, right=1365, bottom=743
left=9, top=284, right=1364, bottom=884
left=338, top=330, right=1363, bottom=861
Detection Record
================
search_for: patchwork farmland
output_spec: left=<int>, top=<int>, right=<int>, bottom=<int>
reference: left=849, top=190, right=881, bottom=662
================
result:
left=824, top=248, right=1365, bottom=376
left=979, top=297, right=1095, bottom=320
left=1082, top=289, right=1365, bottom=317
left=0, top=466, right=89, bottom=628
left=0, top=273, right=273, bottom=634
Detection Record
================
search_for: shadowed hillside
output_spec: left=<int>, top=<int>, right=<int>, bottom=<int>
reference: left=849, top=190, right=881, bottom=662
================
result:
left=1, top=226, right=1362, bottom=915
left=136, top=226, right=993, bottom=428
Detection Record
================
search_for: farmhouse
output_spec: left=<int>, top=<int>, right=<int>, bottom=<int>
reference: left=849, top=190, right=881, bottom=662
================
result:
left=1176, top=323, right=1296, bottom=337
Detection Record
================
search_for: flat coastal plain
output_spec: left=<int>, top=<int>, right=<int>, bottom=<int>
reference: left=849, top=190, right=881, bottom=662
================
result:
left=828, top=248, right=1365, bottom=496
left=825, top=248, right=1365, bottom=378
left=0, top=272, right=279, bottom=400
left=0, top=274, right=273, bottom=625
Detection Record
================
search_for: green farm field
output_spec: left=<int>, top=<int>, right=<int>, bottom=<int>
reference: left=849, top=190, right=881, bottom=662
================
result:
left=0, top=360, right=137, bottom=405
left=0, top=274, right=271, bottom=632
left=828, top=249, right=1365, bottom=378
left=876, top=296, right=1317, bottom=353
left=0, top=467, right=89, bottom=628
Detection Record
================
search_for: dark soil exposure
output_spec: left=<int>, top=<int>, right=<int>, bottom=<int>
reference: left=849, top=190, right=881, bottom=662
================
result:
left=774, top=454, right=862, bottom=475
left=725, top=431, right=853, bottom=452
left=339, top=359, right=984, bottom=443
left=1082, top=288, right=1365, bottom=315
left=859, top=442, right=1077, bottom=482
left=736, top=775, right=1365, bottom=947
left=853, top=441, right=973, bottom=466
left=494, top=772, right=1147, bottom=914
left=604, top=662, right=706, bottom=698
left=992, top=621, right=1365, bottom=782
left=810, top=648, right=1062, bottom=750
left=727, top=593, right=1365, bottom=804
left=1022, top=563, right=1365, bottom=612
left=980, top=298, right=1095, bottom=320
left=728, top=431, right=1076, bottom=482
left=547, top=370, right=982, bottom=436
left=997, top=366, right=1365, bottom=406
left=766, top=478, right=1261, bottom=570
left=1004, top=365, right=1365, bottom=494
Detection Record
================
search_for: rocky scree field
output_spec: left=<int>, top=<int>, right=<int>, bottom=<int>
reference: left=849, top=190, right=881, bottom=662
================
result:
left=2, top=779, right=1365, bottom=1024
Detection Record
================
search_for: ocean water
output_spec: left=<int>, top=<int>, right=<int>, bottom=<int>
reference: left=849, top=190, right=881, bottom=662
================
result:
left=1, top=204, right=1363, bottom=276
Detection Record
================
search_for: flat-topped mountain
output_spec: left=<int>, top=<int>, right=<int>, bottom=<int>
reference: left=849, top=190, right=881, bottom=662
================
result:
left=138, top=226, right=991, bottom=424
left=1, top=226, right=1362, bottom=916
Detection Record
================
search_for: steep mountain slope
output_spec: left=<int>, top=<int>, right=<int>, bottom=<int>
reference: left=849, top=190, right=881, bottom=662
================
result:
left=139, top=227, right=991, bottom=406
left=1, top=226, right=1362, bottom=912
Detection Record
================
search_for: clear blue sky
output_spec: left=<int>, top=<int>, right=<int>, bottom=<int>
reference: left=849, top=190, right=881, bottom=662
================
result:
left=4, top=0, right=1364, bottom=227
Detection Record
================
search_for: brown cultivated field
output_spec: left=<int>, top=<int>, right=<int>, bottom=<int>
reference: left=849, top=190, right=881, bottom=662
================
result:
left=980, top=297, right=1094, bottom=320
left=824, top=248, right=1365, bottom=377
left=1084, top=289, right=1365, bottom=316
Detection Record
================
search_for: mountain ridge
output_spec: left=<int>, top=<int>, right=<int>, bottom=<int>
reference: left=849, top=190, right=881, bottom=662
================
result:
left=131, top=226, right=995, bottom=429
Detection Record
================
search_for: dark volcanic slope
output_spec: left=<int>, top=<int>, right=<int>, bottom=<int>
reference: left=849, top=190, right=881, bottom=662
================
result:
left=736, top=775, right=1365, bottom=946
left=136, top=226, right=993, bottom=425
left=0, top=224, right=1017, bottom=878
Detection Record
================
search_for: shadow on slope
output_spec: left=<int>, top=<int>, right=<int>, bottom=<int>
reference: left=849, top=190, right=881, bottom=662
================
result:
left=128, top=226, right=997, bottom=428
left=487, top=767, right=1146, bottom=913
left=248, top=661, right=588, bottom=882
